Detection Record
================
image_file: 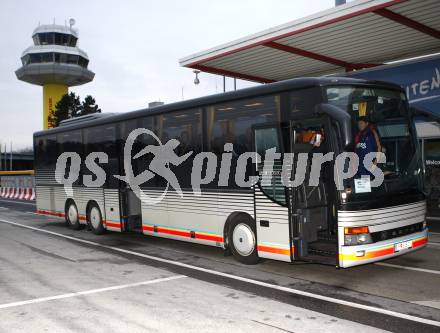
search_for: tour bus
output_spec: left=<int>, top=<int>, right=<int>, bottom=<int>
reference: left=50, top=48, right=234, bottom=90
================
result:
left=34, top=77, right=428, bottom=268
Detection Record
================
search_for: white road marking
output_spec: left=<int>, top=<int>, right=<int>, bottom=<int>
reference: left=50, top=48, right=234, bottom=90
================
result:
left=0, top=207, right=9, bottom=210
left=1, top=219, right=440, bottom=328
left=0, top=275, right=185, bottom=310
left=0, top=199, right=35, bottom=206
left=428, top=242, right=440, bottom=247
left=429, top=232, right=440, bottom=236
left=374, top=262, right=440, bottom=275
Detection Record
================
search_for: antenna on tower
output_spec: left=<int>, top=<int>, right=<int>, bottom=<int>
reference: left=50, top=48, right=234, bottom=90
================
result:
left=69, top=18, right=76, bottom=29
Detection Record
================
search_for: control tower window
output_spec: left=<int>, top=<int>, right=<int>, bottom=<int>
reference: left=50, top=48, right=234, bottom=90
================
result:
left=78, top=57, right=89, bottom=68
left=37, top=33, right=54, bottom=45
left=22, top=52, right=88, bottom=68
left=35, top=32, right=77, bottom=46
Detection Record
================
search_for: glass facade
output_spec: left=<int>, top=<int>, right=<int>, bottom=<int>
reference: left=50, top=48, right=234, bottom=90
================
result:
left=423, top=138, right=440, bottom=211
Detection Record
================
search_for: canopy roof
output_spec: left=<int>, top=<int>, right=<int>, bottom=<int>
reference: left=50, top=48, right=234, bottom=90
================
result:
left=180, top=0, right=440, bottom=83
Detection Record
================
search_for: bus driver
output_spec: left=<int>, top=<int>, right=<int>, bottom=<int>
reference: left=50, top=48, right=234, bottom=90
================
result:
left=355, top=116, right=382, bottom=177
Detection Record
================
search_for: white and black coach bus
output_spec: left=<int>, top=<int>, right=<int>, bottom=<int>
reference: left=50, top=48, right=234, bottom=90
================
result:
left=34, top=77, right=428, bottom=268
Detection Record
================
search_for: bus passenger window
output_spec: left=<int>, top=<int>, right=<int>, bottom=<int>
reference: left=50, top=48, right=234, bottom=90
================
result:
left=157, top=109, right=202, bottom=189
left=289, top=87, right=321, bottom=115
left=207, top=95, right=280, bottom=155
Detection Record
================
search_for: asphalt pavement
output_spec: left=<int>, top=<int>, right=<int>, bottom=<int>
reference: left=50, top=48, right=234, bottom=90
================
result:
left=1, top=199, right=440, bottom=332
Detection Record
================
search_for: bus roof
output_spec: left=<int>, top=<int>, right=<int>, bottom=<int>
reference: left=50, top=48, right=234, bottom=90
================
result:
left=34, top=76, right=402, bottom=137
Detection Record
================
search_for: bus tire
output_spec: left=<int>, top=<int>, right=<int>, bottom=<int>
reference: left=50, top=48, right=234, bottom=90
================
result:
left=228, top=215, right=259, bottom=265
left=87, top=202, right=105, bottom=235
left=65, top=200, right=81, bottom=230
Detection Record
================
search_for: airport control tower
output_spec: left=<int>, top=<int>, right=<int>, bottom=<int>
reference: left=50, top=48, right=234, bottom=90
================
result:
left=15, top=20, right=94, bottom=129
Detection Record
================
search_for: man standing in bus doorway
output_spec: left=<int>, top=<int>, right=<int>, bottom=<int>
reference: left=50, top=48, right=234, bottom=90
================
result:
left=355, top=116, right=382, bottom=176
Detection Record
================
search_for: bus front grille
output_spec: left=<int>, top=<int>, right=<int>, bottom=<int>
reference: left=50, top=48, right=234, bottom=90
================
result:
left=370, top=222, right=424, bottom=243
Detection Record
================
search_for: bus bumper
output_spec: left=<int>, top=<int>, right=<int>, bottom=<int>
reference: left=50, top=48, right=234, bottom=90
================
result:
left=338, top=229, right=428, bottom=268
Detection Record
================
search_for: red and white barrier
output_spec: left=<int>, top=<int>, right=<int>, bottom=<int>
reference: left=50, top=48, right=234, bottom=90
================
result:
left=7, top=188, right=15, bottom=199
left=24, top=188, right=32, bottom=200
left=0, top=187, right=35, bottom=201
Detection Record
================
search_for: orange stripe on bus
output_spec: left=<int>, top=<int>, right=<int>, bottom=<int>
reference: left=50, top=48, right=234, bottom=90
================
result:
left=142, top=225, right=224, bottom=243
left=37, top=209, right=122, bottom=229
left=37, top=210, right=64, bottom=218
left=196, top=233, right=224, bottom=243
left=105, top=221, right=122, bottom=228
left=142, top=225, right=154, bottom=232
left=340, top=236, right=428, bottom=261
left=257, top=244, right=291, bottom=256
left=339, top=246, right=394, bottom=261
left=413, top=236, right=428, bottom=248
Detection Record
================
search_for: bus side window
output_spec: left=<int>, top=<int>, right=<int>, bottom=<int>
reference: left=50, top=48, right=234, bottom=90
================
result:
left=57, top=130, right=82, bottom=185
left=255, top=127, right=285, bottom=205
left=83, top=125, right=118, bottom=188
left=158, top=108, right=202, bottom=189
left=207, top=95, right=280, bottom=188
left=290, top=87, right=321, bottom=116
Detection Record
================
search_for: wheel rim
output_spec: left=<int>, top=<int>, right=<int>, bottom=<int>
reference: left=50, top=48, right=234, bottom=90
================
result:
left=232, top=223, right=255, bottom=257
left=90, top=207, right=101, bottom=229
left=68, top=204, right=78, bottom=225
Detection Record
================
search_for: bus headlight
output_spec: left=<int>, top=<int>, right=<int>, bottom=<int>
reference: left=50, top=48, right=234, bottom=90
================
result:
left=344, top=233, right=373, bottom=246
left=344, top=226, right=373, bottom=246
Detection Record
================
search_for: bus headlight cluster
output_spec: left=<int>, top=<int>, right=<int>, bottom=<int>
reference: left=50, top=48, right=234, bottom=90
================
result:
left=344, top=226, right=373, bottom=246
left=344, top=233, right=373, bottom=246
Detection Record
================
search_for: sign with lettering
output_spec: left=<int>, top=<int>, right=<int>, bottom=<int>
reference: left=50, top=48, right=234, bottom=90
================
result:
left=348, top=55, right=440, bottom=115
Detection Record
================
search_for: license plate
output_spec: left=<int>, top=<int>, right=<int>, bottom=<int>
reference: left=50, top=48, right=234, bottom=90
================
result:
left=395, top=240, right=412, bottom=252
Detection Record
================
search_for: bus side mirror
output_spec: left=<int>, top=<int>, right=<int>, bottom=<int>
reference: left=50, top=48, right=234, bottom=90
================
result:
left=315, top=103, right=353, bottom=149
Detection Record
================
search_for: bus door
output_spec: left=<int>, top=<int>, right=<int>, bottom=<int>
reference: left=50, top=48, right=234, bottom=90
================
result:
left=119, top=120, right=143, bottom=232
left=288, top=117, right=337, bottom=265
left=254, top=125, right=293, bottom=262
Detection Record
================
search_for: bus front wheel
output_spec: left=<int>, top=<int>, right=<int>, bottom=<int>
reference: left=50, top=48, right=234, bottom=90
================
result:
left=87, top=203, right=105, bottom=235
left=228, top=215, right=259, bottom=265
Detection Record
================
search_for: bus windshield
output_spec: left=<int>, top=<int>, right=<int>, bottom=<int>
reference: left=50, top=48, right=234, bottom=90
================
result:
left=326, top=85, right=423, bottom=202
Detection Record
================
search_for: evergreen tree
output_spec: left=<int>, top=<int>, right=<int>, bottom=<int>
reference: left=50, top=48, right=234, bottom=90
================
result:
left=48, top=92, right=101, bottom=127
left=80, top=95, right=101, bottom=116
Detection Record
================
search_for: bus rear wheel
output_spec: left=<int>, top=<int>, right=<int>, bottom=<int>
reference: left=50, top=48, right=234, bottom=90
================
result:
left=87, top=203, right=105, bottom=235
left=65, top=201, right=81, bottom=230
left=228, top=216, right=259, bottom=265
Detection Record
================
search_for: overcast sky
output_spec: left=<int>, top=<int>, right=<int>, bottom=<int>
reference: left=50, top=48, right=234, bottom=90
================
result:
left=0, top=0, right=337, bottom=150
